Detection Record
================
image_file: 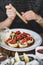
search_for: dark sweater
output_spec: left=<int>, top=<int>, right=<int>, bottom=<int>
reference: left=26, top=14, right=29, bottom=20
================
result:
left=0, top=0, right=43, bottom=33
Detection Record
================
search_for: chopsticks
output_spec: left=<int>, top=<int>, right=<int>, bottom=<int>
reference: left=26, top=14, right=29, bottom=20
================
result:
left=16, top=11, right=28, bottom=24
left=5, top=4, right=28, bottom=24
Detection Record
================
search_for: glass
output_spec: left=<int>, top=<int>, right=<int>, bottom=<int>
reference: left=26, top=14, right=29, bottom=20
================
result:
left=0, top=27, right=10, bottom=42
left=0, top=28, right=11, bottom=64
left=0, top=46, right=10, bottom=64
left=0, top=30, right=6, bottom=42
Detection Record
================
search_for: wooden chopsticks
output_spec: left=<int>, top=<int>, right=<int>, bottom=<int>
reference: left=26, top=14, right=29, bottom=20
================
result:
left=5, top=4, right=28, bottom=24
left=16, top=11, right=28, bottom=24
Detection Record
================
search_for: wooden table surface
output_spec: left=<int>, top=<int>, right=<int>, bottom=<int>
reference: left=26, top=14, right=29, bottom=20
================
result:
left=0, top=34, right=43, bottom=57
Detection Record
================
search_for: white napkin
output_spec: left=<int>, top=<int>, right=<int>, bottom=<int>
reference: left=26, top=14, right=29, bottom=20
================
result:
left=26, top=60, right=39, bottom=65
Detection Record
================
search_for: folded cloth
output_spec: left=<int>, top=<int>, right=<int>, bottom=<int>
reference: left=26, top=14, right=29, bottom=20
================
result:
left=26, top=60, right=39, bottom=65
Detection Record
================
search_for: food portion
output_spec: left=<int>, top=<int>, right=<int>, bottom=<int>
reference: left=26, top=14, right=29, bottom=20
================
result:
left=5, top=30, right=35, bottom=48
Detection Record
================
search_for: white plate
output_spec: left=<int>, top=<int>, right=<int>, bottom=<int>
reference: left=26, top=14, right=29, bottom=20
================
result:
left=1, top=28, right=42, bottom=52
left=0, top=54, right=38, bottom=65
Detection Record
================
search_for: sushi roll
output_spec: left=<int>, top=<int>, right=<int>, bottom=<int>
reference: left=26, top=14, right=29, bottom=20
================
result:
left=8, top=42, right=18, bottom=48
left=19, top=38, right=28, bottom=48
left=8, top=40, right=19, bottom=48
left=27, top=38, right=34, bottom=45
left=19, top=42, right=27, bottom=48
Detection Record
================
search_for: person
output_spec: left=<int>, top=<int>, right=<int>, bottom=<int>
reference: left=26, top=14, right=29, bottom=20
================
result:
left=0, top=0, right=43, bottom=33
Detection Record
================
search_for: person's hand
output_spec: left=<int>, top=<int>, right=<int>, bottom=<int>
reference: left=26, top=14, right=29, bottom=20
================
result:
left=5, top=4, right=16, bottom=20
left=21, top=10, right=39, bottom=21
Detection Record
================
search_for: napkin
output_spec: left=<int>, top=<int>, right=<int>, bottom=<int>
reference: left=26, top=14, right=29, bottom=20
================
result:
left=26, top=60, right=39, bottom=65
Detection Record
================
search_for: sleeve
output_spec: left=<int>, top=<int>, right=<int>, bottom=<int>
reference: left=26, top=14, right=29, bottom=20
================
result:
left=0, top=0, right=7, bottom=22
left=39, top=0, right=43, bottom=17
left=29, top=0, right=43, bottom=18
left=0, top=7, right=6, bottom=22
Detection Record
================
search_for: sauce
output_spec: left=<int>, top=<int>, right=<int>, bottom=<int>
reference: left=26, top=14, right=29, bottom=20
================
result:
left=37, top=49, right=43, bottom=54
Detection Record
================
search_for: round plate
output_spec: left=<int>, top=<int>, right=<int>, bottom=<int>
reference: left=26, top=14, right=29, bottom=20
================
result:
left=0, top=54, right=36, bottom=65
left=1, top=28, right=42, bottom=52
left=0, top=54, right=39, bottom=65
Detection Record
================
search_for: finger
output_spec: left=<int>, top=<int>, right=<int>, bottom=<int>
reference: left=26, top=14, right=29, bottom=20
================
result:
left=5, top=3, right=12, bottom=9
left=22, top=15, right=27, bottom=20
left=5, top=6, right=11, bottom=9
left=21, top=12, right=25, bottom=15
left=9, top=4, right=15, bottom=9
left=21, top=12, right=27, bottom=17
left=6, top=3, right=11, bottom=5
left=9, top=4, right=13, bottom=8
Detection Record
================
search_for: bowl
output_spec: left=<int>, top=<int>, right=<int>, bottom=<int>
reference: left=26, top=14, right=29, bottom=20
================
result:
left=35, top=46, right=43, bottom=65
left=0, top=52, right=8, bottom=62
left=35, top=46, right=43, bottom=59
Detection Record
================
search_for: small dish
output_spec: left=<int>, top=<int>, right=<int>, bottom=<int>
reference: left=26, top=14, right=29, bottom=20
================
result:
left=35, top=46, right=43, bottom=59
left=0, top=52, right=8, bottom=62
left=0, top=54, right=36, bottom=65
left=35, top=46, right=43, bottom=65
